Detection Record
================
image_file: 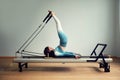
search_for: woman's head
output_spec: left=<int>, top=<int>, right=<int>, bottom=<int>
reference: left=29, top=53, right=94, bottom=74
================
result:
left=44, top=46, right=55, bottom=57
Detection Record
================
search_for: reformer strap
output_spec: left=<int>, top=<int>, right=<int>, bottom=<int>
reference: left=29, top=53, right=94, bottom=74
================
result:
left=16, top=11, right=52, bottom=55
left=43, top=11, right=52, bottom=22
left=46, top=15, right=52, bottom=23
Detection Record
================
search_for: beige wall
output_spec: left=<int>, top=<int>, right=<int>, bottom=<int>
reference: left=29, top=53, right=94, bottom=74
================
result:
left=115, top=0, right=120, bottom=56
left=0, top=0, right=117, bottom=56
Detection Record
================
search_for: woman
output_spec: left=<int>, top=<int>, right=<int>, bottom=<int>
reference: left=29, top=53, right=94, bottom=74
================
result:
left=44, top=11, right=80, bottom=58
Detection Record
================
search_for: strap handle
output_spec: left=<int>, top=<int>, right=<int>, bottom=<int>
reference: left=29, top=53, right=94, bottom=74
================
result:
left=43, top=11, right=52, bottom=23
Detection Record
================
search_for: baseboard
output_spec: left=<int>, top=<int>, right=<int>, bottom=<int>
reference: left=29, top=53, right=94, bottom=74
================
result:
left=111, top=56, right=120, bottom=59
left=0, top=56, right=15, bottom=59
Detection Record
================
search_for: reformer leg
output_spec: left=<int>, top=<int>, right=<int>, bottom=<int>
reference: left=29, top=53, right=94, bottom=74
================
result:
left=18, top=62, right=22, bottom=72
left=99, top=62, right=104, bottom=68
left=99, top=62, right=110, bottom=72
left=104, top=63, right=110, bottom=72
left=25, top=63, right=28, bottom=68
left=18, top=62, right=28, bottom=72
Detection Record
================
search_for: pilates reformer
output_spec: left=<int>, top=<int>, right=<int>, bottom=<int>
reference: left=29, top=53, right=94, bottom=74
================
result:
left=13, top=11, right=113, bottom=72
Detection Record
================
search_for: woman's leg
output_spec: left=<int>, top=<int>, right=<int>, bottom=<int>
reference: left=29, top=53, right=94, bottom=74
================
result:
left=51, top=11, right=80, bottom=58
left=52, top=14, right=68, bottom=48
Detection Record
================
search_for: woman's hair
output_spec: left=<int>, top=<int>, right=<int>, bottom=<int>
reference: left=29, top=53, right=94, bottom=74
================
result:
left=44, top=47, right=49, bottom=56
left=44, top=46, right=55, bottom=57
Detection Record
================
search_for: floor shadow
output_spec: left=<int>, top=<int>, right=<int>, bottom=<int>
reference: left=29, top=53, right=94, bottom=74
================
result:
left=25, top=66, right=71, bottom=72
left=0, top=65, right=105, bottom=72
left=75, top=66, right=103, bottom=73
left=91, top=67, right=103, bottom=72
left=0, top=67, right=17, bottom=72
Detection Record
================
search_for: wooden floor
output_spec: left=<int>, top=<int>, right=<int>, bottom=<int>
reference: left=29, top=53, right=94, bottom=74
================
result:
left=0, top=58, right=120, bottom=80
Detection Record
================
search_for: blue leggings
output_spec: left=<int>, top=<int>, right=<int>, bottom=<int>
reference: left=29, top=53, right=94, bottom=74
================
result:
left=55, top=46, right=75, bottom=57
left=55, top=32, right=75, bottom=57
left=53, top=14, right=75, bottom=57
left=58, top=31, right=67, bottom=47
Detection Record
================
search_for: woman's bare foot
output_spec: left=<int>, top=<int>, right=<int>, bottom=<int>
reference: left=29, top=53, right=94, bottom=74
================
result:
left=48, top=10, right=55, bottom=16
left=75, top=55, right=81, bottom=59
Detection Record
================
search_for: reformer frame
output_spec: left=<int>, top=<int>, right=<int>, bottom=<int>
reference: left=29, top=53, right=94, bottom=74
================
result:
left=14, top=11, right=113, bottom=72
left=14, top=43, right=113, bottom=72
